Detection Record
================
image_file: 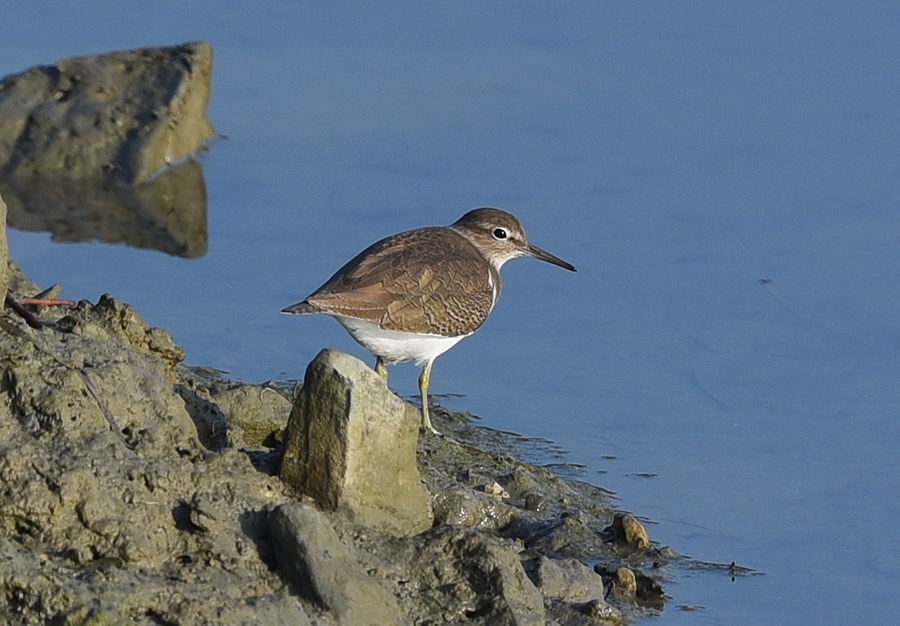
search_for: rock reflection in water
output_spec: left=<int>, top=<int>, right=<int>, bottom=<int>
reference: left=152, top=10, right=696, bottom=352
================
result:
left=1, top=159, right=208, bottom=258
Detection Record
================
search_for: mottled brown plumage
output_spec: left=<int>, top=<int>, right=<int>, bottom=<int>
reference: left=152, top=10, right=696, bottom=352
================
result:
left=283, top=208, right=575, bottom=433
left=290, top=226, right=498, bottom=336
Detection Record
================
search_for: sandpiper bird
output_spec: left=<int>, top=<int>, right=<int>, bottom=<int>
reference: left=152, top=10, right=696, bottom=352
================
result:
left=282, top=207, right=576, bottom=433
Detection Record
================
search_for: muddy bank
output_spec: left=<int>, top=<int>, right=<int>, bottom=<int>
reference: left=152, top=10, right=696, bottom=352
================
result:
left=0, top=263, right=675, bottom=625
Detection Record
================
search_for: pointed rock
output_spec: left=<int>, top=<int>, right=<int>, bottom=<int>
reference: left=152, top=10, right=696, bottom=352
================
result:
left=280, top=349, right=432, bottom=536
left=0, top=42, right=215, bottom=185
left=270, top=502, right=400, bottom=626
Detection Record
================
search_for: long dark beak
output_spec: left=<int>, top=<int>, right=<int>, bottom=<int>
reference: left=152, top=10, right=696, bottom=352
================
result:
left=525, top=243, right=576, bottom=272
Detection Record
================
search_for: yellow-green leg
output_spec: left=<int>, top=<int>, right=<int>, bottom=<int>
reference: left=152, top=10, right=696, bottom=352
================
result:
left=418, top=360, right=440, bottom=434
left=374, top=357, right=389, bottom=382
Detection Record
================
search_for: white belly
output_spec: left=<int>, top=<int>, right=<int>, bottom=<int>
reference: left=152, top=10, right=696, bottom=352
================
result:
left=333, top=315, right=468, bottom=366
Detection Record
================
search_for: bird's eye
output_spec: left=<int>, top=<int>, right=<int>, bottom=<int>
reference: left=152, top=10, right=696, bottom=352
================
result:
left=493, top=228, right=508, bottom=240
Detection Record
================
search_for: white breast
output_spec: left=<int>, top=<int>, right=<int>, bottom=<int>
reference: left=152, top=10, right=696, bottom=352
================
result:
left=333, top=315, right=469, bottom=366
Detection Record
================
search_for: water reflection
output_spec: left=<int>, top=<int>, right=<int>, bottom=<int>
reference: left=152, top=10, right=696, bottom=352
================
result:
left=1, top=159, right=208, bottom=258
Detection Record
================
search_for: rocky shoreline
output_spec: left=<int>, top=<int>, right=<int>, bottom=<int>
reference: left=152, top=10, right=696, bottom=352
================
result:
left=0, top=42, right=675, bottom=625
left=0, top=262, right=674, bottom=625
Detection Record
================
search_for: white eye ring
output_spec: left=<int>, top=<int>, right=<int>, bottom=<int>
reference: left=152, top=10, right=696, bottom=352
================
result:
left=492, top=227, right=508, bottom=240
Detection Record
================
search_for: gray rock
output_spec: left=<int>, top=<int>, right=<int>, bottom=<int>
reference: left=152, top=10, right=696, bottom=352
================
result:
left=280, top=349, right=432, bottom=536
left=534, top=556, right=607, bottom=603
left=595, top=564, right=665, bottom=609
left=615, top=567, right=637, bottom=594
left=270, top=502, right=400, bottom=626
left=575, top=598, right=623, bottom=624
left=0, top=530, right=314, bottom=626
left=381, top=525, right=546, bottom=626
left=525, top=510, right=608, bottom=556
left=0, top=292, right=298, bottom=623
left=209, top=382, right=291, bottom=448
left=431, top=487, right=517, bottom=529
left=605, top=513, right=650, bottom=550
left=0, top=42, right=215, bottom=185
left=527, top=557, right=621, bottom=624
left=5, top=259, right=40, bottom=296
left=176, top=372, right=291, bottom=451
left=175, top=375, right=233, bottom=450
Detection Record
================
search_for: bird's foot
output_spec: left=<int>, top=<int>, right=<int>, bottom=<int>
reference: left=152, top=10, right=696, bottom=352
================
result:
left=374, top=358, right=389, bottom=382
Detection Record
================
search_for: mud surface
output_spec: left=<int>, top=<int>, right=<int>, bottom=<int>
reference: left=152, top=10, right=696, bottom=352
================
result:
left=0, top=264, right=677, bottom=625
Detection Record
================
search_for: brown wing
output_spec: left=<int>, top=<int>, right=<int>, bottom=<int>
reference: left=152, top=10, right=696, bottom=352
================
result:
left=298, top=227, right=497, bottom=336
